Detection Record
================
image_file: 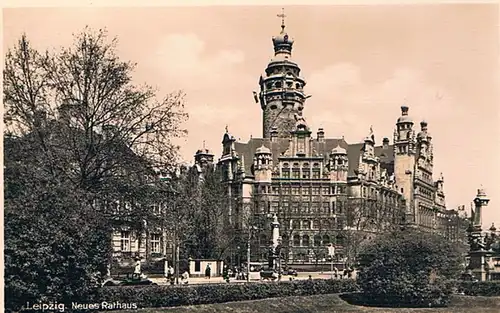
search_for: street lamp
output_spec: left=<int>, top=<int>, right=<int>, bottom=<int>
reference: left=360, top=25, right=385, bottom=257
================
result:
left=246, top=225, right=258, bottom=283
left=160, top=174, right=181, bottom=285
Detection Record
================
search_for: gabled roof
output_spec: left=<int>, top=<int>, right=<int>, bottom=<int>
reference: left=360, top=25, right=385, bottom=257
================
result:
left=232, top=137, right=395, bottom=178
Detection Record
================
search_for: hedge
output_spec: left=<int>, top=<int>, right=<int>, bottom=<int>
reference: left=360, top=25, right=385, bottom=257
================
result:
left=458, top=281, right=500, bottom=297
left=97, top=279, right=359, bottom=308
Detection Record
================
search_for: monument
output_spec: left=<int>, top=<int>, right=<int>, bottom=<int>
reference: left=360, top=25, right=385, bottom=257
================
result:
left=467, top=187, right=493, bottom=281
left=268, top=214, right=282, bottom=270
left=261, top=214, right=282, bottom=280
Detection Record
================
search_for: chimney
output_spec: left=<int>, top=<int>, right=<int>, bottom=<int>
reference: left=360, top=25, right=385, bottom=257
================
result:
left=383, top=137, right=390, bottom=149
left=270, top=126, right=278, bottom=142
left=317, top=128, right=325, bottom=142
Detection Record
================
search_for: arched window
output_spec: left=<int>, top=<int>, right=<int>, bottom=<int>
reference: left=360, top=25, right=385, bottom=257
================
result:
left=314, top=235, right=322, bottom=246
left=276, top=81, right=282, bottom=88
left=293, top=234, right=301, bottom=246
left=323, top=235, right=330, bottom=245
left=336, top=235, right=344, bottom=246
left=292, top=220, right=300, bottom=229
left=302, top=235, right=310, bottom=247
left=260, top=234, right=267, bottom=246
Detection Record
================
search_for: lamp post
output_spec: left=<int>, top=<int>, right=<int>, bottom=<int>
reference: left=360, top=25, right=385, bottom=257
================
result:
left=160, top=175, right=180, bottom=285
left=246, top=225, right=258, bottom=282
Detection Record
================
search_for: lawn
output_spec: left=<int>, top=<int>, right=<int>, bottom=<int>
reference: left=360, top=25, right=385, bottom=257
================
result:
left=114, top=294, right=500, bottom=313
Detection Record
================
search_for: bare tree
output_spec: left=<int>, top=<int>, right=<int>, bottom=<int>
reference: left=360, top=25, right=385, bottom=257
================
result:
left=4, top=29, right=187, bottom=195
left=4, top=29, right=188, bottom=306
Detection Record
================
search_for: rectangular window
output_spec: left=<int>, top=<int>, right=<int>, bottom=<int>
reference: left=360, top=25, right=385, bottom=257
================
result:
left=151, top=204, right=161, bottom=215
left=283, top=186, right=290, bottom=194
left=302, top=171, right=310, bottom=179
left=292, top=187, right=300, bottom=195
left=312, top=187, right=321, bottom=195
left=322, top=187, right=330, bottom=195
left=337, top=201, right=343, bottom=214
left=282, top=170, right=290, bottom=179
left=151, top=234, right=161, bottom=253
left=271, top=202, right=279, bottom=213
left=322, top=202, right=330, bottom=214
left=195, top=260, right=201, bottom=272
left=292, top=170, right=300, bottom=179
left=311, top=202, right=320, bottom=213
left=312, top=170, right=320, bottom=179
left=121, top=231, right=131, bottom=252
left=331, top=202, right=336, bottom=214
left=337, top=219, right=345, bottom=230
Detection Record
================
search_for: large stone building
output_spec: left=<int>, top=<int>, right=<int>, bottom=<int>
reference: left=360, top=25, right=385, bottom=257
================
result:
left=214, top=14, right=457, bottom=264
left=108, top=13, right=465, bottom=268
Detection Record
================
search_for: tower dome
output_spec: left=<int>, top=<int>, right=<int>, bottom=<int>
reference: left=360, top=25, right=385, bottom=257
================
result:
left=331, top=144, right=347, bottom=155
left=256, top=144, right=272, bottom=155
left=417, top=120, right=431, bottom=140
left=272, top=8, right=294, bottom=55
left=397, top=105, right=413, bottom=124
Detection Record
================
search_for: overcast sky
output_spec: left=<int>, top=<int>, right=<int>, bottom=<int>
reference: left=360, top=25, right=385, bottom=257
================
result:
left=4, top=4, right=500, bottom=227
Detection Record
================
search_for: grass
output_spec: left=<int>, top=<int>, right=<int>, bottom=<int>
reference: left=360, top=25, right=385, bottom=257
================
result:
left=113, top=294, right=500, bottom=313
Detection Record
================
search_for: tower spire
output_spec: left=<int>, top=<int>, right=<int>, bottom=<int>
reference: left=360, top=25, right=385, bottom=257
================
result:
left=277, top=8, right=286, bottom=33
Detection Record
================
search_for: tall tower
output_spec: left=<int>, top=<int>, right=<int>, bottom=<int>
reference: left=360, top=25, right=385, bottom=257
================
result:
left=257, top=8, right=308, bottom=139
left=393, top=105, right=417, bottom=224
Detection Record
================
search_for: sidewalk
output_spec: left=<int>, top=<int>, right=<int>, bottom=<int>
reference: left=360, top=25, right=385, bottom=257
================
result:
left=150, top=272, right=355, bottom=286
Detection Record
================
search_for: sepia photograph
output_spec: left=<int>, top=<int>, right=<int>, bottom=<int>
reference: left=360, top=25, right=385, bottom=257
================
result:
left=3, top=1, right=500, bottom=312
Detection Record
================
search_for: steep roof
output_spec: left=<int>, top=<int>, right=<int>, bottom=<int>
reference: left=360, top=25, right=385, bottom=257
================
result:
left=233, top=137, right=395, bottom=177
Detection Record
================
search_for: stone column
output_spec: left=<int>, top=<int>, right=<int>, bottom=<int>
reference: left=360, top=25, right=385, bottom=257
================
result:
left=469, top=188, right=491, bottom=281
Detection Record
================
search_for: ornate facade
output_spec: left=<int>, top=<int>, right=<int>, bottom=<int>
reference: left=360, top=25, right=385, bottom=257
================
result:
left=212, top=14, right=458, bottom=264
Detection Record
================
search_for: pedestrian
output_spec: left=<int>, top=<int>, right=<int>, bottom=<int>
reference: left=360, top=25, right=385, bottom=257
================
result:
left=181, top=270, right=189, bottom=285
left=333, top=267, right=338, bottom=279
left=167, top=265, right=174, bottom=285
left=133, top=258, right=141, bottom=278
left=205, top=264, right=211, bottom=279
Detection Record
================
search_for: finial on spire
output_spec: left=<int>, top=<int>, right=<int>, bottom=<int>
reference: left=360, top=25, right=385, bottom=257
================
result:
left=203, top=140, right=206, bottom=149
left=277, top=8, right=286, bottom=33
left=369, top=125, right=374, bottom=136
left=225, top=125, right=229, bottom=133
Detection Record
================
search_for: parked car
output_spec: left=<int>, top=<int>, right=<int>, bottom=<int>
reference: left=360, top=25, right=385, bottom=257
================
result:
left=102, top=273, right=157, bottom=287
left=281, top=267, right=298, bottom=276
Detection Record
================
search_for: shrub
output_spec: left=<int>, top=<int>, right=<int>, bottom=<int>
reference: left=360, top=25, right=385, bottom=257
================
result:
left=4, top=183, right=112, bottom=312
left=356, top=226, right=466, bottom=307
left=459, top=281, right=500, bottom=296
left=97, top=279, right=359, bottom=308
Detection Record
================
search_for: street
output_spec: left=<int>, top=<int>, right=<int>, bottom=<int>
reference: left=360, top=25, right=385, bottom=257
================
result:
left=149, top=271, right=356, bottom=285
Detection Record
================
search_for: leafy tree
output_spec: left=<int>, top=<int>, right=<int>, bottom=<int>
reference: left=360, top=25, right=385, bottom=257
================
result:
left=4, top=28, right=187, bottom=310
left=357, top=226, right=467, bottom=307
